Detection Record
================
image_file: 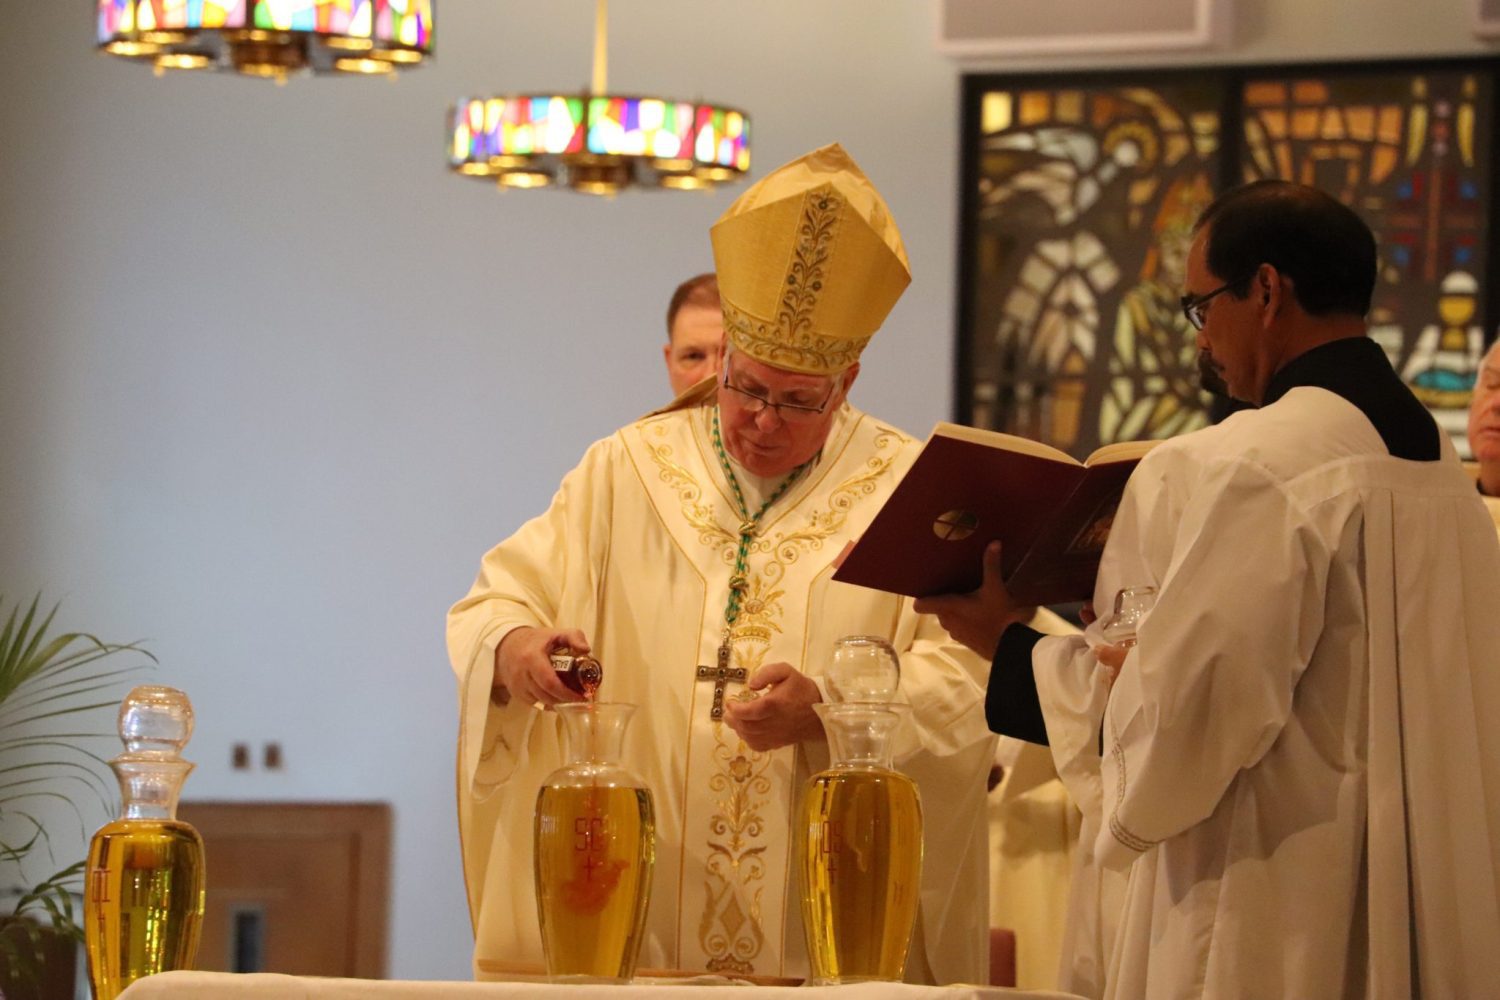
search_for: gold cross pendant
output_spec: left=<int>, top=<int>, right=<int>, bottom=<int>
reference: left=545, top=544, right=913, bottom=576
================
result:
left=696, top=641, right=747, bottom=721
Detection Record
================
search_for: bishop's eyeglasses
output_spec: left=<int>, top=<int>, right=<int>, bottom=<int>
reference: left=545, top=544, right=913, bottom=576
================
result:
left=720, top=362, right=837, bottom=422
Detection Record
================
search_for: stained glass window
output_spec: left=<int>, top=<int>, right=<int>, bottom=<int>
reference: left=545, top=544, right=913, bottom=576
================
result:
left=962, top=75, right=1222, bottom=454
left=1240, top=67, right=1491, bottom=456
left=960, top=60, right=1498, bottom=458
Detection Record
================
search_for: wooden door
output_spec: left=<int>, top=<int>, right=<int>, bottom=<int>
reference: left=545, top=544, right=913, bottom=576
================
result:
left=177, top=802, right=390, bottom=978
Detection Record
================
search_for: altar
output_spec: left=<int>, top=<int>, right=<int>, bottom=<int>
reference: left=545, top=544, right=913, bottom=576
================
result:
left=117, top=972, right=1087, bottom=999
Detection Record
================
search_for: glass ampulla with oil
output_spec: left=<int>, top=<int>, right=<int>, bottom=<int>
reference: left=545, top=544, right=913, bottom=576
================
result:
left=549, top=650, right=603, bottom=699
left=84, top=686, right=206, bottom=1000
left=797, top=636, right=923, bottom=984
left=533, top=654, right=655, bottom=982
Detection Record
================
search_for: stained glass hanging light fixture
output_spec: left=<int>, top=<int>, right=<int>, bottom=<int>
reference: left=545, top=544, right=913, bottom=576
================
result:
left=97, top=0, right=433, bottom=81
left=447, top=0, right=750, bottom=195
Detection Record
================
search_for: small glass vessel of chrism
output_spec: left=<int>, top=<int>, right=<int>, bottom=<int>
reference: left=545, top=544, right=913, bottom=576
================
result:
left=533, top=702, right=656, bottom=982
left=1100, top=586, right=1158, bottom=652
left=85, top=685, right=206, bottom=1000
left=548, top=651, right=603, bottom=699
left=797, top=693, right=923, bottom=983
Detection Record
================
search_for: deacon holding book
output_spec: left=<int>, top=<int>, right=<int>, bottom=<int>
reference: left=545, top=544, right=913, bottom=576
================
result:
left=916, top=179, right=1500, bottom=998
left=448, top=144, right=1002, bottom=984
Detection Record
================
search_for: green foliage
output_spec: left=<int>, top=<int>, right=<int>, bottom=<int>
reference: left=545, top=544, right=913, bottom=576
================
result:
left=0, top=594, right=153, bottom=994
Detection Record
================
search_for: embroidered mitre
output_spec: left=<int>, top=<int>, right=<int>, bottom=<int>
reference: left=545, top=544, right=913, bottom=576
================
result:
left=709, top=143, right=911, bottom=376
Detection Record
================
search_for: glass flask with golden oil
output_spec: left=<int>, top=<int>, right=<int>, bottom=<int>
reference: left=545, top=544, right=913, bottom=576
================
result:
left=533, top=701, right=655, bottom=982
left=798, top=700, right=923, bottom=984
left=85, top=685, right=205, bottom=1000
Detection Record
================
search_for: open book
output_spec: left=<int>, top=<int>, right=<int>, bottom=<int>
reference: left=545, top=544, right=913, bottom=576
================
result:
left=832, top=422, right=1158, bottom=606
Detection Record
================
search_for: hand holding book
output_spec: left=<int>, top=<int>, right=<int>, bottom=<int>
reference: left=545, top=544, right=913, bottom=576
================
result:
left=912, top=540, right=1035, bottom=660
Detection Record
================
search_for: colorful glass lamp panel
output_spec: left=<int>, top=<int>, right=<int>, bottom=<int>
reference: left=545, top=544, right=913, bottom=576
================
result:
left=321, top=0, right=373, bottom=35
left=694, top=107, right=750, bottom=169
left=451, top=97, right=586, bottom=164
left=375, top=0, right=432, bottom=48
left=248, top=1, right=407, bottom=42
left=99, top=0, right=426, bottom=48
left=251, top=0, right=317, bottom=31
left=511, top=97, right=585, bottom=155
left=585, top=98, right=696, bottom=159
left=454, top=99, right=501, bottom=160
left=98, top=0, right=132, bottom=40
left=98, top=0, right=247, bottom=40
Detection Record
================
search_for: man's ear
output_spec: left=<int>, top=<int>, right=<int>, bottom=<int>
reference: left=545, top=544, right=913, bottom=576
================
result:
left=841, top=361, right=862, bottom=396
left=1257, top=264, right=1286, bottom=324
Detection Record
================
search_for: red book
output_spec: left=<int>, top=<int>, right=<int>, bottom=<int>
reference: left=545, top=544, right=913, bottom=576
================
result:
left=833, top=422, right=1157, bottom=606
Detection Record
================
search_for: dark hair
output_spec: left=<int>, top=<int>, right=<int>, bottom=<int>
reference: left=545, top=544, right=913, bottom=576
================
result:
left=1194, top=180, right=1377, bottom=317
left=665, top=273, right=721, bottom=340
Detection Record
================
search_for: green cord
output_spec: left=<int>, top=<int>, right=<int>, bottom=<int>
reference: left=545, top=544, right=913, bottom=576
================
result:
left=710, top=406, right=811, bottom=633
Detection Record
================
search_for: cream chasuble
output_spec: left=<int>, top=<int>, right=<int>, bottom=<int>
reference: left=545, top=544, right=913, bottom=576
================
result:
left=448, top=399, right=996, bottom=984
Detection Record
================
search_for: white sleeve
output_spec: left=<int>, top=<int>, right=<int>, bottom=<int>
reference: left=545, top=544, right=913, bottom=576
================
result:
left=1096, top=457, right=1331, bottom=868
left=446, top=437, right=616, bottom=794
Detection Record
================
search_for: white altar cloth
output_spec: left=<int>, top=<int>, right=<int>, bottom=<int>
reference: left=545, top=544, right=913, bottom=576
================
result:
left=117, top=972, right=1085, bottom=999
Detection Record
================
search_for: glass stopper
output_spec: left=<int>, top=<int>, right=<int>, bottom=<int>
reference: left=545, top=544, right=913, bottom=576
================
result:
left=827, top=635, right=900, bottom=703
left=118, top=685, right=195, bottom=757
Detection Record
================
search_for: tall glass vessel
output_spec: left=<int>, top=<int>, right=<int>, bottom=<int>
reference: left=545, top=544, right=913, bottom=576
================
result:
left=798, top=702, right=923, bottom=984
left=534, top=702, right=655, bottom=982
left=85, top=685, right=206, bottom=1000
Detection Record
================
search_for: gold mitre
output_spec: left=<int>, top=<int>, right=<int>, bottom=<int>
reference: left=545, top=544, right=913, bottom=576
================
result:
left=710, top=143, right=911, bottom=375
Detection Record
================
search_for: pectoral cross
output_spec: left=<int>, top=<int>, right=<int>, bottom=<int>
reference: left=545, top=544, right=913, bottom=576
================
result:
left=697, top=641, right=746, bottom=721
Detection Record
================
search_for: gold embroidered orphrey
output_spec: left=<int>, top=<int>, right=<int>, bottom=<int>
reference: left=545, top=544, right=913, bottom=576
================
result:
left=722, top=185, right=871, bottom=375
left=644, top=413, right=903, bottom=976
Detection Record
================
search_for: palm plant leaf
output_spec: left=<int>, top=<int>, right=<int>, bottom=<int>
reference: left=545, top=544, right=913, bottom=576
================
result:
left=0, top=592, right=153, bottom=978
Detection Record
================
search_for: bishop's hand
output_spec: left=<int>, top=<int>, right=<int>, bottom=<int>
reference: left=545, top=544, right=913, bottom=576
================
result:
left=723, top=661, right=824, bottom=750
left=494, top=626, right=591, bottom=707
left=913, top=540, right=1035, bottom=660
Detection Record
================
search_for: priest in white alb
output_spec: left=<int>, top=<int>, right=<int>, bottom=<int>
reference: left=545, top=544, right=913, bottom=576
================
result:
left=918, top=180, right=1500, bottom=998
left=447, top=144, right=1000, bottom=984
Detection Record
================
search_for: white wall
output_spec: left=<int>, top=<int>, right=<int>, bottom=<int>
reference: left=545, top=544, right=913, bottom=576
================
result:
left=0, top=0, right=1491, bottom=980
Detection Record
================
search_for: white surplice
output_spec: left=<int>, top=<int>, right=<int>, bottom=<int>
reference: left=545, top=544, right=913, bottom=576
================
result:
left=1069, top=386, right=1500, bottom=999
left=447, top=398, right=996, bottom=984
left=1028, top=458, right=1184, bottom=999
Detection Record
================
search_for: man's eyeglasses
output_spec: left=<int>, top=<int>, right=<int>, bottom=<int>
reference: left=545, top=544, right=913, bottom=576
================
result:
left=721, top=364, right=837, bottom=421
left=1180, top=281, right=1238, bottom=331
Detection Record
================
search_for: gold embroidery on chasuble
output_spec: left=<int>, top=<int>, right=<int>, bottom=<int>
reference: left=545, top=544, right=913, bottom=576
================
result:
left=641, top=426, right=735, bottom=551
left=638, top=414, right=903, bottom=973
left=699, top=723, right=776, bottom=974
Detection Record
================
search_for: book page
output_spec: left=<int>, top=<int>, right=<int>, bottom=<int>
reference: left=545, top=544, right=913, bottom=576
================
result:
left=1084, top=438, right=1159, bottom=466
left=931, top=421, right=1081, bottom=466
